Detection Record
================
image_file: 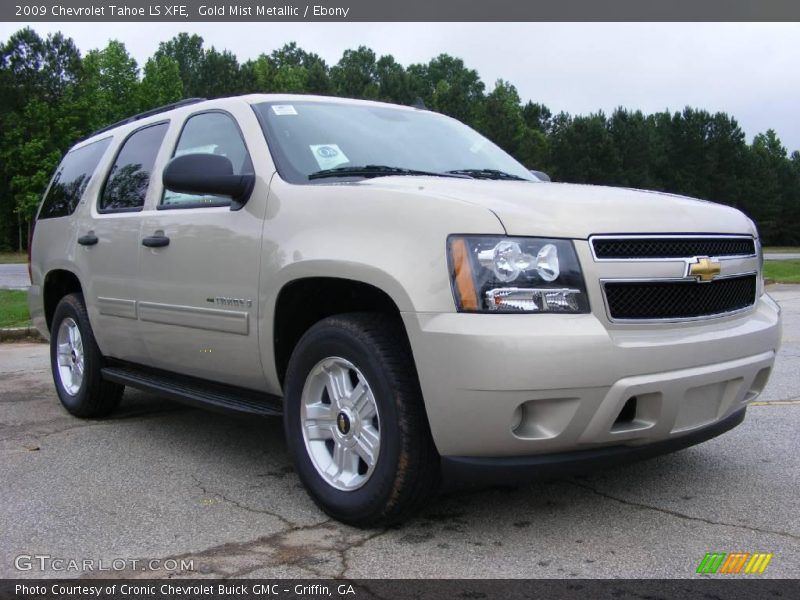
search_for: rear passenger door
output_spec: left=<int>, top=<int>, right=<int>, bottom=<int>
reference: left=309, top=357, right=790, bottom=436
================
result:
left=76, top=122, right=169, bottom=363
left=136, top=109, right=268, bottom=391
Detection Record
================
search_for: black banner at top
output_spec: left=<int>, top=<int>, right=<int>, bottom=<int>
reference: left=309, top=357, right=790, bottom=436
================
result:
left=3, top=0, right=800, bottom=22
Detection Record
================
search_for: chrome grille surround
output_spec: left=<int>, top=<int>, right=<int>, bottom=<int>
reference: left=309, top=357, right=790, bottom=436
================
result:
left=589, top=234, right=760, bottom=323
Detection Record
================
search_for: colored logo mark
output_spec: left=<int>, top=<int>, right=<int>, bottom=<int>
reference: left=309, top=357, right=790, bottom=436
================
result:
left=696, top=552, right=773, bottom=574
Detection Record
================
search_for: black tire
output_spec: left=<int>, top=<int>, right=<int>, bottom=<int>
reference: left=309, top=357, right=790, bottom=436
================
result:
left=50, top=293, right=124, bottom=418
left=284, top=313, right=440, bottom=526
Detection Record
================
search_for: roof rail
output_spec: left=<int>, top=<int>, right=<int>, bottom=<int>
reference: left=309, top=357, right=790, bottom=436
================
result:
left=86, top=97, right=208, bottom=139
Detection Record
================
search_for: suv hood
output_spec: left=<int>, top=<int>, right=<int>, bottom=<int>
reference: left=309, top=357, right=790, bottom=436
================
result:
left=357, top=178, right=755, bottom=239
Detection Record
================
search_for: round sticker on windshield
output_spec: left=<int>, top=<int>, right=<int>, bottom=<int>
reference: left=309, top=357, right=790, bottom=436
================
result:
left=317, top=146, right=338, bottom=158
left=310, top=144, right=349, bottom=170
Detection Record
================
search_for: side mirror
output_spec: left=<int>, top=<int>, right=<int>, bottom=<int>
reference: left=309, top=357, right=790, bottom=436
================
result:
left=163, top=153, right=255, bottom=210
left=530, top=170, right=551, bottom=182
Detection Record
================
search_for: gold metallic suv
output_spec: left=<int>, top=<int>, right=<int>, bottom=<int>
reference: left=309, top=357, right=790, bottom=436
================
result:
left=29, top=95, right=781, bottom=525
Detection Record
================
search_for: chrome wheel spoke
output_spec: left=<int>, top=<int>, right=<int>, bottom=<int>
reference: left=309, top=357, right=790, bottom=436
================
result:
left=305, top=424, right=334, bottom=441
left=323, top=364, right=350, bottom=406
left=57, top=343, right=72, bottom=366
left=329, top=443, right=358, bottom=480
left=304, top=402, right=336, bottom=440
left=305, top=402, right=335, bottom=421
left=352, top=383, right=376, bottom=420
left=301, top=357, right=381, bottom=491
left=354, top=425, right=379, bottom=467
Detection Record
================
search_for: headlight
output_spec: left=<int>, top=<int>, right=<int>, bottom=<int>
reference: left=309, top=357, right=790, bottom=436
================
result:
left=448, top=235, right=590, bottom=313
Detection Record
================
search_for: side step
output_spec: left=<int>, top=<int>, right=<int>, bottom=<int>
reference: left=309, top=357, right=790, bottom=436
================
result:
left=102, top=364, right=282, bottom=417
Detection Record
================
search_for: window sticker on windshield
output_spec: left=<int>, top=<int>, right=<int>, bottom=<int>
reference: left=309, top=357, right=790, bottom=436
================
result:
left=310, top=144, right=349, bottom=170
left=271, top=105, right=298, bottom=116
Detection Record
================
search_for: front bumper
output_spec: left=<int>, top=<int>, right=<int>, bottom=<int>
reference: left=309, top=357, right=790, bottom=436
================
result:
left=402, top=293, right=781, bottom=458
left=441, top=407, right=746, bottom=486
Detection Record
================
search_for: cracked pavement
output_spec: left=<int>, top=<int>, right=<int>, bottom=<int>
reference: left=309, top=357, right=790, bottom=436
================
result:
left=1, top=286, right=798, bottom=579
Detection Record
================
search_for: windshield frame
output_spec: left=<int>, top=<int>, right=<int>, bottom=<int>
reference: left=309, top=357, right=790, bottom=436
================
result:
left=251, top=99, right=537, bottom=185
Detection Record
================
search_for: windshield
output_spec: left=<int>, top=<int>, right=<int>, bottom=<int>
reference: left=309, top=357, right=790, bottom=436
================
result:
left=253, top=100, right=537, bottom=184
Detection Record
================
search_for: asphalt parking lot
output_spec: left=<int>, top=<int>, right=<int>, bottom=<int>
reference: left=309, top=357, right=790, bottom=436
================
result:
left=0, top=264, right=29, bottom=290
left=1, top=286, right=798, bottom=580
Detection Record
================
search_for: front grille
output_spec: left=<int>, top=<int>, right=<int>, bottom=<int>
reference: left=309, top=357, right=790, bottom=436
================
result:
left=604, top=275, right=757, bottom=320
left=593, top=237, right=755, bottom=259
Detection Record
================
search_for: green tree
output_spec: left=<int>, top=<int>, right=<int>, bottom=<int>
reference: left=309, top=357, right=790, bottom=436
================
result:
left=331, top=46, right=379, bottom=99
left=517, top=128, right=549, bottom=172
left=478, top=80, right=526, bottom=157
left=550, top=112, right=622, bottom=183
left=0, top=28, right=85, bottom=248
left=248, top=43, right=319, bottom=93
left=608, top=108, right=663, bottom=190
left=195, top=47, right=241, bottom=98
left=745, top=130, right=790, bottom=242
left=81, top=40, right=140, bottom=130
left=521, top=102, right=553, bottom=135
left=140, top=55, right=183, bottom=110
left=375, top=55, right=412, bottom=104
left=411, top=54, right=485, bottom=126
left=154, top=33, right=205, bottom=97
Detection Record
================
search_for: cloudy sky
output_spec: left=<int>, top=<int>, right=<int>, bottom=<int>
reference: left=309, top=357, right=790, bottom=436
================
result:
left=3, top=22, right=799, bottom=152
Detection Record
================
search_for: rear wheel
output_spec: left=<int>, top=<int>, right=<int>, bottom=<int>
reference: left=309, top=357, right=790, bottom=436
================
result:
left=50, top=293, right=123, bottom=417
left=284, top=313, right=440, bottom=526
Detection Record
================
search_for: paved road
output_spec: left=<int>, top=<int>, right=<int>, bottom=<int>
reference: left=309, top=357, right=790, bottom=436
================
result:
left=0, top=264, right=28, bottom=290
left=1, top=287, right=798, bottom=579
left=765, top=253, right=800, bottom=261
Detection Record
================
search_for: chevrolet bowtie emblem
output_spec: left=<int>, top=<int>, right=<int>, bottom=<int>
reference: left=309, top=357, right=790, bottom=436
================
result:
left=687, top=257, right=722, bottom=282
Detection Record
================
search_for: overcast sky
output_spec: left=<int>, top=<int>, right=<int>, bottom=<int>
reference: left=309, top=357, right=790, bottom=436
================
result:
left=3, top=22, right=799, bottom=153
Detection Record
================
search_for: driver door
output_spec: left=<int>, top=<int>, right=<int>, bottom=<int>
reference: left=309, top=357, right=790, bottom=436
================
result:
left=136, top=109, right=267, bottom=390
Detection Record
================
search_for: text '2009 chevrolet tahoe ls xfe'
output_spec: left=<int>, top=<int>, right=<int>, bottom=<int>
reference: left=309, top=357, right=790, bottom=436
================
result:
left=29, top=95, right=781, bottom=526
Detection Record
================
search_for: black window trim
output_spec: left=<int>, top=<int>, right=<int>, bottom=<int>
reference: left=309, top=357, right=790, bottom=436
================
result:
left=97, top=120, right=170, bottom=215
left=158, top=108, right=253, bottom=211
left=37, top=135, right=113, bottom=220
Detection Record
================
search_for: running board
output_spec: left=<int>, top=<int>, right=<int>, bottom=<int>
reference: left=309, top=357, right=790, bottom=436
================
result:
left=101, top=364, right=282, bottom=417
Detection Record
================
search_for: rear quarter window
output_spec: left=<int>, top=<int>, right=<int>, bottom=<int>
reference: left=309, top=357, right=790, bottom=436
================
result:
left=37, top=137, right=112, bottom=219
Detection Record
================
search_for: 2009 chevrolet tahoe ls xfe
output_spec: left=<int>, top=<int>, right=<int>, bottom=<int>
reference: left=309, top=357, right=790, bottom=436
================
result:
left=28, top=95, right=782, bottom=526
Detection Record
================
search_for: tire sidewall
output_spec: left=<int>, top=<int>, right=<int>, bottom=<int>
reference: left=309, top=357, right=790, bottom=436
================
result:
left=284, top=324, right=403, bottom=522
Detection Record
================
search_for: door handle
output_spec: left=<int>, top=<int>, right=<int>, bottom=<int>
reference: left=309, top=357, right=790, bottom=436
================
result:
left=142, top=235, right=170, bottom=248
left=78, top=234, right=98, bottom=246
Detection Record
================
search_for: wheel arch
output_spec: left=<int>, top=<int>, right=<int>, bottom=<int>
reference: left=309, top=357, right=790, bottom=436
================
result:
left=42, top=269, right=84, bottom=332
left=270, top=270, right=412, bottom=390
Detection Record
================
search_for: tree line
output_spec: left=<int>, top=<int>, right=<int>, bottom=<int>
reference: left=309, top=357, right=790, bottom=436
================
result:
left=1, top=28, right=799, bottom=251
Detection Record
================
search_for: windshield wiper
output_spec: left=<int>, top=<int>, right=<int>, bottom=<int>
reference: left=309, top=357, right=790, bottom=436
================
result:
left=308, top=165, right=470, bottom=180
left=445, top=168, right=528, bottom=181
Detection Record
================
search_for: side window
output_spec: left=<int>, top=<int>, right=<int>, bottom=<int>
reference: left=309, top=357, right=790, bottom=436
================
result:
left=99, top=122, right=168, bottom=212
left=38, top=137, right=112, bottom=219
left=162, top=112, right=253, bottom=208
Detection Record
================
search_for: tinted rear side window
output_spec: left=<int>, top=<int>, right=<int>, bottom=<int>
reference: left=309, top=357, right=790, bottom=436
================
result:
left=100, top=122, right=168, bottom=212
left=38, top=137, right=112, bottom=219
